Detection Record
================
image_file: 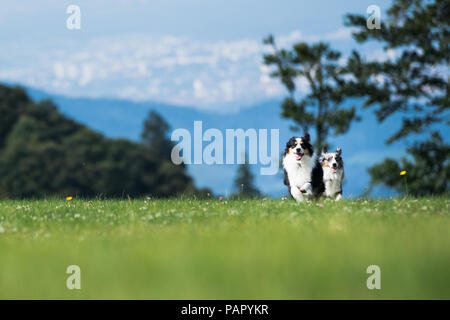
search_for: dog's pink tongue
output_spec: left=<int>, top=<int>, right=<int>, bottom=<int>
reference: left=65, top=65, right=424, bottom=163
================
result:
left=295, top=154, right=302, bottom=160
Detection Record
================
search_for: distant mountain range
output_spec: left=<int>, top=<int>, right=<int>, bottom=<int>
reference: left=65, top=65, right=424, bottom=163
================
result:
left=20, top=85, right=444, bottom=198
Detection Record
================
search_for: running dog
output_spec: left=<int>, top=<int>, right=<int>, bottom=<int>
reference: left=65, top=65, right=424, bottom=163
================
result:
left=320, top=147, right=344, bottom=200
left=283, top=134, right=325, bottom=202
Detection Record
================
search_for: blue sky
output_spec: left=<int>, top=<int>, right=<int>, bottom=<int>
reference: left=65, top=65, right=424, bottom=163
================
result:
left=0, top=0, right=392, bottom=110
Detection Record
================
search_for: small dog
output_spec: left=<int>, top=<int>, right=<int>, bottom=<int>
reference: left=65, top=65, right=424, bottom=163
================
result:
left=283, top=134, right=325, bottom=202
left=320, top=147, right=344, bottom=200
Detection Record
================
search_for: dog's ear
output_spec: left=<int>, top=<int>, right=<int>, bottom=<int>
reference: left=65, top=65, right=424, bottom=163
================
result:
left=320, top=148, right=327, bottom=162
left=303, top=133, right=310, bottom=143
left=336, top=147, right=342, bottom=156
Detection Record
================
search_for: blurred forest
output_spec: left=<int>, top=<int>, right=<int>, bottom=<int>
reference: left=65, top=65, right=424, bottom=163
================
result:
left=0, top=84, right=209, bottom=198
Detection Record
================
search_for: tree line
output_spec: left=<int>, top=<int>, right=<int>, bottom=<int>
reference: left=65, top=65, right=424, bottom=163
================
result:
left=0, top=85, right=210, bottom=198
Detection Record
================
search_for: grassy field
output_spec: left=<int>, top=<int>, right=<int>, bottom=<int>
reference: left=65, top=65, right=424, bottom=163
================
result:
left=0, top=197, right=449, bottom=299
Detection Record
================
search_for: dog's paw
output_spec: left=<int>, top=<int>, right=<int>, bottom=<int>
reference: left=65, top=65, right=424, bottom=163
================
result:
left=299, top=183, right=313, bottom=195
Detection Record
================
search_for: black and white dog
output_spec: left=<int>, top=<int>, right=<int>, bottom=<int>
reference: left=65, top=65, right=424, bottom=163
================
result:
left=283, top=134, right=325, bottom=202
left=320, top=147, right=344, bottom=201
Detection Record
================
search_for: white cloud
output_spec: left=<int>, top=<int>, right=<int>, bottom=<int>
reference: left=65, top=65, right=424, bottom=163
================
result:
left=193, top=79, right=206, bottom=99
left=78, top=63, right=94, bottom=86
left=366, top=48, right=400, bottom=62
left=323, top=28, right=354, bottom=41
left=276, top=27, right=353, bottom=46
left=0, top=29, right=356, bottom=110
left=219, top=80, right=234, bottom=102
left=53, top=62, right=65, bottom=79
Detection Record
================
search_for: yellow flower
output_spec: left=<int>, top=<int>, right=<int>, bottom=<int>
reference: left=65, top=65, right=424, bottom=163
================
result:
left=66, top=196, right=73, bottom=201
left=400, top=171, right=406, bottom=176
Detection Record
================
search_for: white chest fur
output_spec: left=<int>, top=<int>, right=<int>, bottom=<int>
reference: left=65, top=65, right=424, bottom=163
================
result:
left=323, top=168, right=344, bottom=197
left=283, top=154, right=315, bottom=188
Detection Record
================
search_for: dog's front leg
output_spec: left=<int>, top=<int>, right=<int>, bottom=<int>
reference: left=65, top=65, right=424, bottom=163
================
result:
left=290, top=186, right=305, bottom=202
left=324, top=180, right=333, bottom=198
left=335, top=193, right=342, bottom=201
left=299, top=182, right=313, bottom=199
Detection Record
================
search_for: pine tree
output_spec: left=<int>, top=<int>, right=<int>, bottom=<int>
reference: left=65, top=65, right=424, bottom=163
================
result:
left=263, top=38, right=360, bottom=150
left=233, top=155, right=261, bottom=198
left=345, top=0, right=450, bottom=195
left=141, top=110, right=203, bottom=197
left=368, top=133, right=449, bottom=196
left=141, top=110, right=174, bottom=160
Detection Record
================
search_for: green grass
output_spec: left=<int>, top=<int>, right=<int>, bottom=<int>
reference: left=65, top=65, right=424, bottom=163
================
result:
left=0, top=197, right=449, bottom=299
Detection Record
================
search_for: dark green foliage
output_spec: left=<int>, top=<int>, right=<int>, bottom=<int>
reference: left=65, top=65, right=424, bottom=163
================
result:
left=142, top=110, right=173, bottom=159
left=232, top=157, right=261, bottom=199
left=345, top=0, right=449, bottom=195
left=344, top=0, right=449, bottom=142
left=140, top=110, right=205, bottom=197
left=368, top=132, right=449, bottom=196
left=346, top=0, right=450, bottom=143
left=0, top=86, right=34, bottom=150
left=263, top=38, right=360, bottom=150
left=0, top=84, right=205, bottom=198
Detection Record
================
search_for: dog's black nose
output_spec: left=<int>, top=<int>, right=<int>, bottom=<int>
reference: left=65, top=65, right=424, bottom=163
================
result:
left=332, top=163, right=337, bottom=168
left=296, top=148, right=301, bottom=152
